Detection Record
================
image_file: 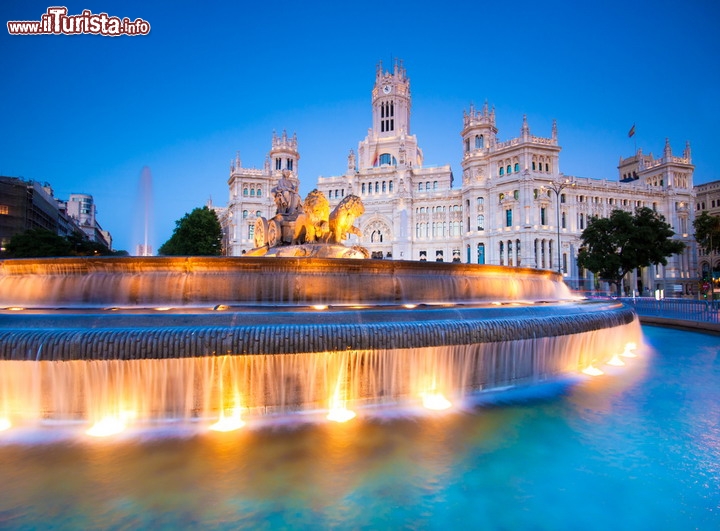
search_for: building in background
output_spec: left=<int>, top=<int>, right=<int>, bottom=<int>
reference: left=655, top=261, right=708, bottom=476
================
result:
left=64, top=193, right=112, bottom=250
left=695, top=179, right=720, bottom=287
left=0, top=176, right=112, bottom=253
left=220, top=61, right=698, bottom=296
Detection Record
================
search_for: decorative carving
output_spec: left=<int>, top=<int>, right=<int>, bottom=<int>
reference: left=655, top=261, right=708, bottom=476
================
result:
left=271, top=170, right=302, bottom=217
left=292, top=190, right=330, bottom=244
left=324, top=195, right=365, bottom=244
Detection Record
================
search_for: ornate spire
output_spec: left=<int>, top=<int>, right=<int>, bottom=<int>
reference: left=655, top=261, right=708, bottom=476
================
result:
left=664, top=138, right=672, bottom=158
left=684, top=140, right=692, bottom=161
left=521, top=114, right=530, bottom=138
left=551, top=119, right=558, bottom=141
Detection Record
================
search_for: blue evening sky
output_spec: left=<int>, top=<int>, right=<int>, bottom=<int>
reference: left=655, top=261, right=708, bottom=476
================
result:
left=1, top=1, right=718, bottom=253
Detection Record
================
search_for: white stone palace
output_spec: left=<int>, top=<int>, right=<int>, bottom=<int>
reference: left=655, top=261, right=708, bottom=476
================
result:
left=217, top=60, right=697, bottom=296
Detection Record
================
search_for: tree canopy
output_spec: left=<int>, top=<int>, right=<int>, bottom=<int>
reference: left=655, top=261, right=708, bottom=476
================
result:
left=5, top=228, right=72, bottom=258
left=693, top=211, right=720, bottom=256
left=577, top=207, right=685, bottom=296
left=158, top=206, right=223, bottom=256
left=4, top=228, right=115, bottom=258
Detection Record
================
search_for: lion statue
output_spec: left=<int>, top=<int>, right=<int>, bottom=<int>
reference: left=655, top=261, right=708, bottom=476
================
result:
left=292, top=189, right=330, bottom=244
left=324, top=195, right=365, bottom=244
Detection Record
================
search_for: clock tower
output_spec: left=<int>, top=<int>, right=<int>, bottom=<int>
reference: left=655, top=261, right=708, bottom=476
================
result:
left=358, top=59, right=420, bottom=170
left=372, top=59, right=411, bottom=138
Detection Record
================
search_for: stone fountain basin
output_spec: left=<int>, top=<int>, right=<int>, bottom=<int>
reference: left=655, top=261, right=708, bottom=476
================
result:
left=0, top=300, right=635, bottom=360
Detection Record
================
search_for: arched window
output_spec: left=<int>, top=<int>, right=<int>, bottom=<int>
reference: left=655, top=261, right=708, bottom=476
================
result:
left=433, top=181, right=438, bottom=190
left=561, top=211, right=566, bottom=229
left=257, top=188, right=262, bottom=197
left=362, top=183, right=366, bottom=194
left=477, top=243, right=485, bottom=264
left=256, top=210, right=261, bottom=217
left=243, top=187, right=248, bottom=196
left=250, top=189, right=255, bottom=196
left=425, top=182, right=431, bottom=190
left=532, top=161, right=536, bottom=171
left=477, top=214, right=485, bottom=231
left=375, top=182, right=379, bottom=193
left=465, top=138, right=470, bottom=152
left=418, top=182, right=423, bottom=191
left=475, top=135, right=484, bottom=149
left=242, top=210, right=248, bottom=218
left=382, top=181, right=387, bottom=192
left=514, top=163, right=520, bottom=172
left=507, top=165, right=512, bottom=174
left=378, top=153, right=397, bottom=166
left=499, top=167, right=504, bottom=176
left=389, top=181, right=393, bottom=192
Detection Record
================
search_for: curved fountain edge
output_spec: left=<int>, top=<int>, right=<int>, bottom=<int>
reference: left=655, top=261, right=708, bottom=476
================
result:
left=0, top=305, right=637, bottom=361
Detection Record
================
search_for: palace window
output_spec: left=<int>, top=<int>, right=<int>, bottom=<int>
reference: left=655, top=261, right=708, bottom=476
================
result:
left=477, top=243, right=485, bottom=264
left=506, top=209, right=513, bottom=227
left=477, top=215, right=485, bottom=231
left=475, top=135, right=484, bottom=149
left=540, top=207, right=547, bottom=225
left=514, top=163, right=520, bottom=173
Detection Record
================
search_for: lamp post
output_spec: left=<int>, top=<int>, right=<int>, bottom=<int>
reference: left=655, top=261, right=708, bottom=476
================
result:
left=542, top=178, right=575, bottom=275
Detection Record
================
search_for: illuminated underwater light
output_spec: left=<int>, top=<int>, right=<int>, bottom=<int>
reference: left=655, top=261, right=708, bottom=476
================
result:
left=421, top=391, right=452, bottom=410
left=86, top=416, right=126, bottom=437
left=582, top=365, right=604, bottom=376
left=327, top=406, right=356, bottom=423
left=622, top=342, right=638, bottom=358
left=606, top=354, right=626, bottom=367
left=209, top=409, right=246, bottom=432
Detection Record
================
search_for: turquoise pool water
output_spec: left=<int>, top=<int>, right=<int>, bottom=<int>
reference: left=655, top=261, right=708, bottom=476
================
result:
left=0, top=325, right=718, bottom=530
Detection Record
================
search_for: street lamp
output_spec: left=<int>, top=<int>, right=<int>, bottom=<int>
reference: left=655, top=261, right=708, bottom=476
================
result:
left=541, top=178, right=575, bottom=275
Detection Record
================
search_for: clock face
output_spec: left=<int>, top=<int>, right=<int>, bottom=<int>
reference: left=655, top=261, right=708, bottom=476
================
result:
left=382, top=84, right=392, bottom=94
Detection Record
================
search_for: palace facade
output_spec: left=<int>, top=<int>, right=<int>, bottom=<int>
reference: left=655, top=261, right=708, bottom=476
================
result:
left=218, top=60, right=697, bottom=296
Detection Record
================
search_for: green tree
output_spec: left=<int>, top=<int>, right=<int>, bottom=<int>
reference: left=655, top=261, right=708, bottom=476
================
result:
left=577, top=207, right=685, bottom=296
left=66, top=232, right=112, bottom=256
left=158, top=206, right=223, bottom=256
left=5, top=228, right=72, bottom=258
left=693, top=211, right=720, bottom=257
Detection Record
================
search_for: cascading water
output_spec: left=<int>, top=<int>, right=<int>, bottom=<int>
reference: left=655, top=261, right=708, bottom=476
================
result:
left=0, top=256, right=642, bottom=432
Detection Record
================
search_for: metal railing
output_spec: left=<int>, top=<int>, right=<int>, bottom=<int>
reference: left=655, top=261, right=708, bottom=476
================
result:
left=603, top=297, right=720, bottom=325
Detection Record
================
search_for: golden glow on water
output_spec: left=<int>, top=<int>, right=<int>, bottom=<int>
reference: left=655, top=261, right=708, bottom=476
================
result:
left=210, top=408, right=246, bottom=432
left=582, top=365, right=604, bottom=376
left=0, top=418, right=11, bottom=431
left=606, top=354, right=626, bottom=367
left=327, top=365, right=356, bottom=423
left=6, top=307, right=24, bottom=311
left=403, top=304, right=417, bottom=309
left=312, top=305, right=328, bottom=310
left=154, top=307, right=172, bottom=312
